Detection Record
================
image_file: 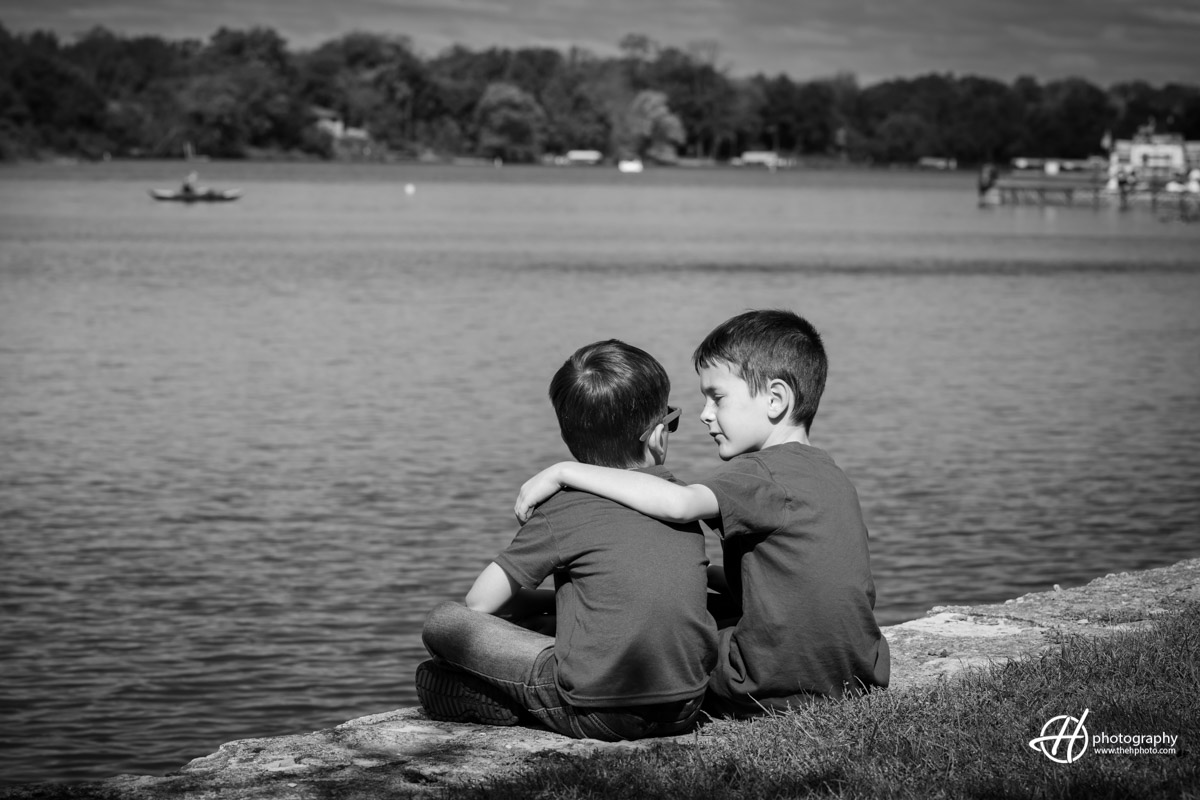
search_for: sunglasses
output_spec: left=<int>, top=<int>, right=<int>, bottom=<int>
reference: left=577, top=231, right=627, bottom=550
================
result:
left=639, top=406, right=682, bottom=442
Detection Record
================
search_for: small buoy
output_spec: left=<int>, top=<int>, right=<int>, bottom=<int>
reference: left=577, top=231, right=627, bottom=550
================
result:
left=404, top=183, right=416, bottom=196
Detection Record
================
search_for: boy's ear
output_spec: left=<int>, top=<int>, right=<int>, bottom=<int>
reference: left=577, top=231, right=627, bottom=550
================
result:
left=766, top=378, right=794, bottom=423
left=645, top=423, right=669, bottom=465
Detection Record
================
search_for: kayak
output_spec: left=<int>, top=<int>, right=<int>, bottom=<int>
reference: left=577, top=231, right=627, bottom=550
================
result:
left=149, top=188, right=242, bottom=202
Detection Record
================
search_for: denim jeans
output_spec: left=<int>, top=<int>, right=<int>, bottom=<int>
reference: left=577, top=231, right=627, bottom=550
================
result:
left=421, top=601, right=703, bottom=741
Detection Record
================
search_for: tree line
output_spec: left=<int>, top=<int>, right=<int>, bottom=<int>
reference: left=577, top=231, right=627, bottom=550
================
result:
left=2, top=23, right=1198, bottom=165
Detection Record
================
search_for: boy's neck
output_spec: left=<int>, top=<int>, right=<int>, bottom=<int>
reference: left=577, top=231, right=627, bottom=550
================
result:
left=629, top=453, right=661, bottom=470
left=763, top=423, right=811, bottom=450
left=586, top=454, right=660, bottom=471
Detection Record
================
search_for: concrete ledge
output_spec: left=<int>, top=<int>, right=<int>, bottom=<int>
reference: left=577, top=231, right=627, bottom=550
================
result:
left=886, top=558, right=1198, bottom=691
left=4, top=558, right=1197, bottom=799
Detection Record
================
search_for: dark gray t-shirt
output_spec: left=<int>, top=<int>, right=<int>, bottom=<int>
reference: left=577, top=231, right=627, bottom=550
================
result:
left=697, top=442, right=885, bottom=703
left=496, top=465, right=717, bottom=707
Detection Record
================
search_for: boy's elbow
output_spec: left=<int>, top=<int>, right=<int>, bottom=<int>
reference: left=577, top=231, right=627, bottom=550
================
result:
left=660, top=494, right=702, bottom=523
left=465, top=589, right=503, bottom=614
left=661, top=486, right=717, bottom=523
left=662, top=507, right=693, bottom=524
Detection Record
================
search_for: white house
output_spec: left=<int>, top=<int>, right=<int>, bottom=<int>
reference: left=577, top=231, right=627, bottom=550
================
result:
left=565, top=149, right=603, bottom=165
left=1110, top=132, right=1198, bottom=176
left=312, top=107, right=370, bottom=142
left=739, top=150, right=780, bottom=168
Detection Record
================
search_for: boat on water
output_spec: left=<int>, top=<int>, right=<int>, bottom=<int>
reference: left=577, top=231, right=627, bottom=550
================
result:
left=152, top=170, right=240, bottom=202
left=150, top=187, right=242, bottom=203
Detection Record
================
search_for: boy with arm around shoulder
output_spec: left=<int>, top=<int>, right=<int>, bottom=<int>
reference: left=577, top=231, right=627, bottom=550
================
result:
left=419, top=339, right=716, bottom=740
left=516, top=309, right=890, bottom=717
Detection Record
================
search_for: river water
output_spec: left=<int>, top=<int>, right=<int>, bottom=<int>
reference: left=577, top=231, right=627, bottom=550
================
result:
left=1, top=161, right=1198, bottom=784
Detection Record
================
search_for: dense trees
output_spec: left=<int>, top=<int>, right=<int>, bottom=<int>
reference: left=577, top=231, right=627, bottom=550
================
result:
left=1, top=21, right=1197, bottom=164
left=475, top=82, right=546, bottom=162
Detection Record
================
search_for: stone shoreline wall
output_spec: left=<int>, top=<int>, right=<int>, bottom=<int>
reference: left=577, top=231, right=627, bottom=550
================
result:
left=3, top=558, right=1197, bottom=800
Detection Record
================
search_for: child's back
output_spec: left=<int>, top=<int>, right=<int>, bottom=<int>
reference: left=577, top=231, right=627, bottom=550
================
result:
left=697, top=441, right=885, bottom=715
left=502, top=466, right=713, bottom=706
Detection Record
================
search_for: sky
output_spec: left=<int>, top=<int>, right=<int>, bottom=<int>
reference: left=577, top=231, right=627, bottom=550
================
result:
left=3, top=0, right=1199, bottom=86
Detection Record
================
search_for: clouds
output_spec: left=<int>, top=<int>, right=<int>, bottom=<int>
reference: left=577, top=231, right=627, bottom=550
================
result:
left=3, top=0, right=1196, bottom=84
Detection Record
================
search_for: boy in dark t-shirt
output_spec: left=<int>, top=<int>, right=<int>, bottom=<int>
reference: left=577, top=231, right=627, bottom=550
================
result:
left=516, top=310, right=890, bottom=717
left=418, top=340, right=716, bottom=740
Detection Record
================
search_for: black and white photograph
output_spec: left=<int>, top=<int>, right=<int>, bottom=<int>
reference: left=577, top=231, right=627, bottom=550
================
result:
left=1, top=1, right=1197, bottom=797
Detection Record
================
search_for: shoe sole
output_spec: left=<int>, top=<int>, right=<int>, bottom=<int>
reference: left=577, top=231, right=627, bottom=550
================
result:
left=416, top=662, right=521, bottom=726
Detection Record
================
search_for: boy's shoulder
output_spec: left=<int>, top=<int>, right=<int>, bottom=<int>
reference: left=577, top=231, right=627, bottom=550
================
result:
left=717, top=442, right=838, bottom=476
left=699, top=443, right=853, bottom=505
left=698, top=443, right=863, bottom=539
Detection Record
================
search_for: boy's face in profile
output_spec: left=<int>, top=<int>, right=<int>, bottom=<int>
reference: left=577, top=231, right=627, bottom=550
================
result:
left=698, top=360, right=773, bottom=460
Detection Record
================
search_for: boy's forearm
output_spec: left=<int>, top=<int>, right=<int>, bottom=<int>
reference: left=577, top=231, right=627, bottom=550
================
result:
left=557, top=462, right=717, bottom=523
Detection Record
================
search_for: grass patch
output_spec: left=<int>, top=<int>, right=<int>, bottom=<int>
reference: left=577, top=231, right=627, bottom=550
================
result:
left=446, top=603, right=1199, bottom=799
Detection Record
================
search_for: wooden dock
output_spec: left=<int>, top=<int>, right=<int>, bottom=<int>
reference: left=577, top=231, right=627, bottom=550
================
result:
left=982, top=177, right=1198, bottom=216
left=985, top=177, right=1107, bottom=207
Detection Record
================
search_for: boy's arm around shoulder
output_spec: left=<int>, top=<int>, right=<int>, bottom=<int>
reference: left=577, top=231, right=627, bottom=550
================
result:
left=515, top=461, right=719, bottom=524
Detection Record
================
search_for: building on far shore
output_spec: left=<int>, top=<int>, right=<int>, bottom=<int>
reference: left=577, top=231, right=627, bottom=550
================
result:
left=312, top=107, right=370, bottom=143
left=311, top=107, right=374, bottom=159
left=548, top=150, right=604, bottom=166
left=917, top=156, right=958, bottom=170
left=1110, top=131, right=1200, bottom=179
left=735, top=150, right=780, bottom=169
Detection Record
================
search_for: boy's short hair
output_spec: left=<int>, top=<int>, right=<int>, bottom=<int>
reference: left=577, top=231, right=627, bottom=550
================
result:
left=692, top=309, right=827, bottom=431
left=549, top=340, right=670, bottom=469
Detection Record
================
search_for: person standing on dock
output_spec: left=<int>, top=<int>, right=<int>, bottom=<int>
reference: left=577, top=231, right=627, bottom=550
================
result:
left=1116, top=168, right=1135, bottom=208
left=978, top=162, right=998, bottom=197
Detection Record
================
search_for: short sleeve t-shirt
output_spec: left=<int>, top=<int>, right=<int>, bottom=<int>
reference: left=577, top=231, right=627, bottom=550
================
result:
left=495, top=465, right=717, bottom=707
left=696, top=442, right=885, bottom=704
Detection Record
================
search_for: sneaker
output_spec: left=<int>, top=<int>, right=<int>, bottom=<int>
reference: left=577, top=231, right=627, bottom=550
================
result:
left=415, top=660, right=521, bottom=726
